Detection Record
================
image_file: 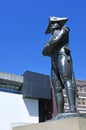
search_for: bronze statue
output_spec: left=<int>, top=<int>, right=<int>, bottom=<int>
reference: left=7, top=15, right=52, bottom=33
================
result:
left=42, top=16, right=77, bottom=115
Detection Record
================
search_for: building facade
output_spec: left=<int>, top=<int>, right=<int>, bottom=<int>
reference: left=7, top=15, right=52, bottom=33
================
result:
left=64, top=80, right=86, bottom=113
left=0, top=71, right=51, bottom=130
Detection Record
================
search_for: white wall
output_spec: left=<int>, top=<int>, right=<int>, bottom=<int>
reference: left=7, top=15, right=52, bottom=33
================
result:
left=0, top=92, right=39, bottom=130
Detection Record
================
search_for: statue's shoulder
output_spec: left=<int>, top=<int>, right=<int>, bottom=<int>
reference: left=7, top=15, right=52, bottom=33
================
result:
left=62, top=26, right=70, bottom=32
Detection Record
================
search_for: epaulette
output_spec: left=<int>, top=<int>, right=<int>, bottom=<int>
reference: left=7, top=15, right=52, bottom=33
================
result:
left=63, top=26, right=70, bottom=32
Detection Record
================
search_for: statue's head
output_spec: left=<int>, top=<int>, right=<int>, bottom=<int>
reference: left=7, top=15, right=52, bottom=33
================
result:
left=45, top=16, right=68, bottom=34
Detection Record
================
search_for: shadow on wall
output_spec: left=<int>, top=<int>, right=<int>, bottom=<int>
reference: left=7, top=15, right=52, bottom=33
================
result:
left=23, top=97, right=38, bottom=117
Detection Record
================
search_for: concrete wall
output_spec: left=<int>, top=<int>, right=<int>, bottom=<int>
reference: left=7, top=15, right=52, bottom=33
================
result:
left=0, top=92, right=39, bottom=130
left=0, top=72, right=23, bottom=84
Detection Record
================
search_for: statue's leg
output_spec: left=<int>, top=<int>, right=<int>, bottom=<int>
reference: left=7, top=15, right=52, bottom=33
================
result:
left=58, top=55, right=77, bottom=112
left=51, top=62, right=64, bottom=114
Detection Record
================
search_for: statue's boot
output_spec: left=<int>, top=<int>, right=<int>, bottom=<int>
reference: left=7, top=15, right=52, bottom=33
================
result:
left=55, top=93, right=64, bottom=114
left=66, top=87, right=77, bottom=112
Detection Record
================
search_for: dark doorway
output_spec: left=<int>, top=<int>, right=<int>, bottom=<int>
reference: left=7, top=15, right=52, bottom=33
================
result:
left=39, top=99, right=53, bottom=122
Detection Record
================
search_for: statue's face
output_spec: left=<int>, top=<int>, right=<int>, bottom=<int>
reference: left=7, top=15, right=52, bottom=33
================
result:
left=50, top=23, right=61, bottom=32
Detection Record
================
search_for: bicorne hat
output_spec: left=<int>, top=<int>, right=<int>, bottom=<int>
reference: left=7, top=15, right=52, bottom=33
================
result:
left=45, top=16, right=68, bottom=34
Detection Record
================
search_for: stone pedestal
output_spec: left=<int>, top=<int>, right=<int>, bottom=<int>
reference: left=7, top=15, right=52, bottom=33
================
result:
left=12, top=117, right=86, bottom=130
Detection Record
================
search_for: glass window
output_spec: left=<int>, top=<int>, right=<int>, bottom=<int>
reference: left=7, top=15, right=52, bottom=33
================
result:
left=0, top=83, right=22, bottom=94
left=80, top=87, right=84, bottom=93
left=77, top=86, right=80, bottom=92
left=84, top=86, right=86, bottom=92
left=78, top=98, right=86, bottom=106
left=82, top=99, right=86, bottom=105
left=78, top=98, right=82, bottom=105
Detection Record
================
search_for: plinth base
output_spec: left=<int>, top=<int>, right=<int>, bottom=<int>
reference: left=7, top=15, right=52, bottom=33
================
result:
left=52, top=112, right=86, bottom=120
left=12, top=117, right=86, bottom=130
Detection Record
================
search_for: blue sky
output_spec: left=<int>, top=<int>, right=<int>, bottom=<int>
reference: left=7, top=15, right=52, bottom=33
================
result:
left=0, top=0, right=86, bottom=80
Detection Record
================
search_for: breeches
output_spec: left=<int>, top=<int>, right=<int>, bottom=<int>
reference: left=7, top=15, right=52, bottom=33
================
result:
left=51, top=54, right=76, bottom=92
